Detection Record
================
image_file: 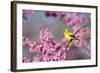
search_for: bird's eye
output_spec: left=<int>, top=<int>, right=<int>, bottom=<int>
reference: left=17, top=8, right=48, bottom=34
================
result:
left=70, top=35, right=74, bottom=37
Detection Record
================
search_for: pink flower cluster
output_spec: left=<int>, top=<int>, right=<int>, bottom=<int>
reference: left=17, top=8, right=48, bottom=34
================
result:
left=63, top=13, right=85, bottom=27
left=45, top=11, right=65, bottom=17
left=23, top=10, right=34, bottom=20
left=23, top=27, right=66, bottom=62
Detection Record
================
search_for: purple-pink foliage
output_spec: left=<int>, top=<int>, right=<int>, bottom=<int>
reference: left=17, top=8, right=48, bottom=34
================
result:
left=23, top=27, right=67, bottom=62
left=23, top=10, right=35, bottom=20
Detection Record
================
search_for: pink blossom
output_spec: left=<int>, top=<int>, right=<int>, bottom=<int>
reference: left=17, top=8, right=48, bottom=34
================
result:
left=23, top=57, right=31, bottom=63
left=32, top=56, right=43, bottom=62
left=23, top=10, right=35, bottom=20
left=40, top=27, right=54, bottom=43
left=63, top=13, right=86, bottom=27
left=23, top=37, right=36, bottom=50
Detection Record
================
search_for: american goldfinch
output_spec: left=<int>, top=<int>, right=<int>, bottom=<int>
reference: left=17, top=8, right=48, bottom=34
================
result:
left=64, top=29, right=77, bottom=42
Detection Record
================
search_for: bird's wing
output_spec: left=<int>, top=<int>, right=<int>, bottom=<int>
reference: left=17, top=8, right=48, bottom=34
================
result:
left=64, top=29, right=73, bottom=40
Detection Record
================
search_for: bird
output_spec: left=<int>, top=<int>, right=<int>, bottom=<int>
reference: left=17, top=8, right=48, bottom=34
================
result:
left=63, top=25, right=87, bottom=50
left=64, top=28, right=78, bottom=42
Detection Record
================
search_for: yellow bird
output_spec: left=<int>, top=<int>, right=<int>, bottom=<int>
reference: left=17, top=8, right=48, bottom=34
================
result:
left=64, top=29, right=77, bottom=42
left=63, top=25, right=87, bottom=50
